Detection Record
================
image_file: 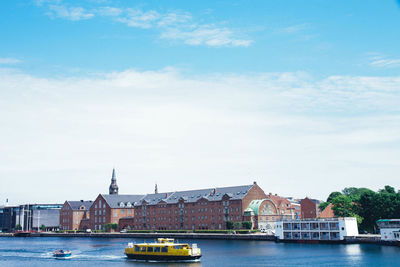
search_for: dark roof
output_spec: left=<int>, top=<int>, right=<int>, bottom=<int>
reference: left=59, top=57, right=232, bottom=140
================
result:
left=138, top=192, right=174, bottom=205
left=67, top=200, right=93, bottom=210
left=101, top=194, right=144, bottom=208
left=135, top=184, right=254, bottom=206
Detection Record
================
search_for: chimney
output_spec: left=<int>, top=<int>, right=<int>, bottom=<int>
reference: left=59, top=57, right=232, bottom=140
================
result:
left=80, top=200, right=84, bottom=202
left=165, top=193, right=168, bottom=198
left=253, top=181, right=257, bottom=185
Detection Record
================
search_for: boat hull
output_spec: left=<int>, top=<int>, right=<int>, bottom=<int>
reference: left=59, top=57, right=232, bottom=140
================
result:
left=125, top=253, right=201, bottom=261
left=54, top=254, right=71, bottom=258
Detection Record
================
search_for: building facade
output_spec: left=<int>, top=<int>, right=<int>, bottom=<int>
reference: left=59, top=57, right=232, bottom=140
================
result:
left=244, top=194, right=298, bottom=233
left=0, top=206, right=19, bottom=232
left=300, top=197, right=321, bottom=219
left=89, top=194, right=143, bottom=230
left=377, top=219, right=400, bottom=241
left=123, top=182, right=269, bottom=231
left=60, top=200, right=93, bottom=230
left=275, top=217, right=358, bottom=241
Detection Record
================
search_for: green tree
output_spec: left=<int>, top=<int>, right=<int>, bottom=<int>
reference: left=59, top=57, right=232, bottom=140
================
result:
left=326, top=192, right=342, bottom=202
left=331, top=195, right=354, bottom=217
left=40, top=224, right=46, bottom=231
left=15, top=224, right=22, bottom=231
left=318, top=202, right=330, bottom=212
left=104, top=223, right=113, bottom=232
left=226, top=221, right=234, bottom=230
left=342, top=187, right=373, bottom=202
left=111, top=223, right=118, bottom=231
left=233, top=221, right=242, bottom=229
left=242, top=221, right=252, bottom=230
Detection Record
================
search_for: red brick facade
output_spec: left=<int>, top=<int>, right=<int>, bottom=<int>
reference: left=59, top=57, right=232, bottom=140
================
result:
left=90, top=194, right=137, bottom=231
left=59, top=200, right=91, bottom=230
left=300, top=197, right=320, bottom=218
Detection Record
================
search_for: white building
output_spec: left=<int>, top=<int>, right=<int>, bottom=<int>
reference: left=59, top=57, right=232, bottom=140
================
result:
left=377, top=219, right=400, bottom=241
left=275, top=217, right=358, bottom=241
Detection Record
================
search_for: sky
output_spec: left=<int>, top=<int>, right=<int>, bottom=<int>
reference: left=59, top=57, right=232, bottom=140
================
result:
left=1, top=0, right=400, bottom=205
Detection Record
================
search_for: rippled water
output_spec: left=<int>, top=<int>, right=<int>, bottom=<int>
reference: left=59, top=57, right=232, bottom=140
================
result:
left=0, top=237, right=398, bottom=266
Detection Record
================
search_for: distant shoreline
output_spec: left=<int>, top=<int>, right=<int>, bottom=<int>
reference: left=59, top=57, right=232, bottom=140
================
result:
left=2, top=232, right=399, bottom=247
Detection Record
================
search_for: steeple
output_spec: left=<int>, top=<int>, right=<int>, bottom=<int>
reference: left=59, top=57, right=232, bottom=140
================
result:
left=109, top=168, right=119, bottom=195
left=155, top=183, right=158, bottom=194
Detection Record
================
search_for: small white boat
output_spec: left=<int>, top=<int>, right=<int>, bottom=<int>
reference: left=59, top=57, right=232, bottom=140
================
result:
left=53, top=249, right=72, bottom=258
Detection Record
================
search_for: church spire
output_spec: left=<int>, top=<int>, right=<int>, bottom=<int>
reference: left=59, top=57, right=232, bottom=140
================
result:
left=155, top=183, right=158, bottom=194
left=109, top=168, right=119, bottom=195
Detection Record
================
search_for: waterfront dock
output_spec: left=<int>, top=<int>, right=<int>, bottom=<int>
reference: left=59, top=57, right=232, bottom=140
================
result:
left=34, top=232, right=277, bottom=241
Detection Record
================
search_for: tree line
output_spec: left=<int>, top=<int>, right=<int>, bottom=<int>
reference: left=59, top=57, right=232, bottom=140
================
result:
left=319, top=185, right=400, bottom=232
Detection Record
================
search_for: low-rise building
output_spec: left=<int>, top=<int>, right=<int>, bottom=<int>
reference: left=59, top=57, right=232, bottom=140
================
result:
left=90, top=194, right=144, bottom=230
left=300, top=197, right=321, bottom=219
left=275, top=217, right=358, bottom=241
left=14, top=204, right=62, bottom=231
left=377, top=219, right=400, bottom=241
left=244, top=194, right=297, bottom=234
left=130, top=182, right=267, bottom=231
left=60, top=200, right=93, bottom=230
left=319, top=203, right=335, bottom=218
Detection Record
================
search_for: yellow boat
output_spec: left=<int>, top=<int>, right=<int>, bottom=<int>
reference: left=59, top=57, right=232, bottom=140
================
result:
left=124, top=238, right=202, bottom=261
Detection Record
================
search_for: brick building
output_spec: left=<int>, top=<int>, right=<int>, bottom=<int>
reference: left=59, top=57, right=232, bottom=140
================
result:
left=63, top=169, right=299, bottom=232
left=300, top=197, right=321, bottom=218
left=319, top=203, right=335, bottom=218
left=90, top=194, right=144, bottom=230
left=60, top=200, right=93, bottom=230
left=120, top=182, right=269, bottom=231
left=243, top=193, right=297, bottom=233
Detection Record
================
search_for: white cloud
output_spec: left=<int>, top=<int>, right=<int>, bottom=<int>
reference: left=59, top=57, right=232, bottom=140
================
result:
left=97, top=6, right=123, bottom=17
left=47, top=5, right=94, bottom=21
left=35, top=1, right=252, bottom=47
left=367, top=53, right=400, bottom=68
left=116, top=9, right=160, bottom=29
left=0, top=68, right=399, bottom=203
left=161, top=25, right=252, bottom=47
left=0, top=57, right=21, bottom=64
left=157, top=12, right=192, bottom=27
left=370, top=58, right=400, bottom=68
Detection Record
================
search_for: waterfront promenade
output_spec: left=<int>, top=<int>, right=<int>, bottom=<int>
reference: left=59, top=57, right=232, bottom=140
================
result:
left=3, top=232, right=398, bottom=247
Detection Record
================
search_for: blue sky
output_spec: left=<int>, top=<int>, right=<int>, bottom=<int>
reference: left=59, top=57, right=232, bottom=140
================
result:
left=1, top=0, right=400, bottom=204
left=2, top=0, right=400, bottom=76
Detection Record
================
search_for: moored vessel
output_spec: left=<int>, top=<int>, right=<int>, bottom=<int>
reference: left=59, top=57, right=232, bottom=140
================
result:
left=124, top=238, right=201, bottom=261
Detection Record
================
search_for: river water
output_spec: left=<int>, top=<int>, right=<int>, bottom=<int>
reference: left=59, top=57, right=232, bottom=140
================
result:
left=0, top=237, right=398, bottom=266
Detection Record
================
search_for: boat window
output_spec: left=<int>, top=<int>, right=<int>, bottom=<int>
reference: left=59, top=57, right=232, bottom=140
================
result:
left=173, top=245, right=183, bottom=249
left=161, top=247, right=168, bottom=253
left=154, top=247, right=161, bottom=252
left=134, top=246, right=140, bottom=252
left=140, top=247, right=146, bottom=252
left=147, top=247, right=153, bottom=252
